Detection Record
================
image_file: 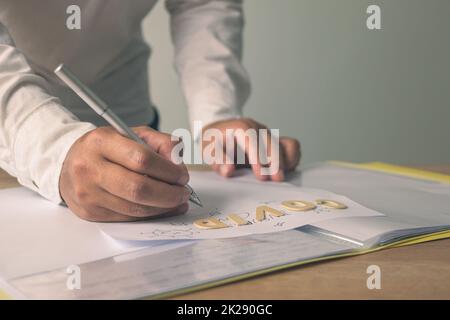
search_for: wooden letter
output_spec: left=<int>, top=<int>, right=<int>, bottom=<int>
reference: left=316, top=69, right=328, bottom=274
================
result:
left=316, top=199, right=348, bottom=209
left=194, top=218, right=229, bottom=229
left=281, top=200, right=316, bottom=212
left=255, top=205, right=284, bottom=222
left=227, top=214, right=250, bottom=226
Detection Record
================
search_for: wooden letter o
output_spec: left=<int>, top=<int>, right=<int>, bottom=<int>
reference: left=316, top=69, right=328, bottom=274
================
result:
left=281, top=200, right=316, bottom=212
left=316, top=199, right=348, bottom=209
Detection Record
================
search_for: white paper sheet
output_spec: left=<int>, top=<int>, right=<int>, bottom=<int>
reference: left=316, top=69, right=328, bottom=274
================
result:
left=0, top=187, right=171, bottom=279
left=98, top=172, right=383, bottom=241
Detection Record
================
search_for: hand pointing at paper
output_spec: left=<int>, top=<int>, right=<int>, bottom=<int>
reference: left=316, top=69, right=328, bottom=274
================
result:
left=202, top=118, right=301, bottom=182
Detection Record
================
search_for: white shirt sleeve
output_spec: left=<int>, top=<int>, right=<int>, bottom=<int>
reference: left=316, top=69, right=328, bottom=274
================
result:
left=0, top=23, right=96, bottom=203
left=166, top=0, right=251, bottom=138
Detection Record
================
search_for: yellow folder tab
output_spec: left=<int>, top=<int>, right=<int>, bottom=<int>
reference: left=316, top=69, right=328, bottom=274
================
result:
left=0, top=290, right=11, bottom=300
left=392, top=230, right=450, bottom=248
left=330, top=161, right=450, bottom=184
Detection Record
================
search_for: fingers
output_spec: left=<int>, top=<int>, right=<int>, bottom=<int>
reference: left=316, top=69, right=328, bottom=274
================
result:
left=209, top=132, right=237, bottom=177
left=97, top=189, right=189, bottom=219
left=202, top=118, right=267, bottom=180
left=66, top=198, right=141, bottom=222
left=255, top=124, right=286, bottom=182
left=231, top=119, right=283, bottom=181
left=220, top=163, right=237, bottom=177
left=231, top=120, right=269, bottom=181
left=211, top=163, right=236, bottom=178
left=90, top=127, right=189, bottom=185
left=280, top=137, right=301, bottom=171
left=98, top=161, right=191, bottom=208
left=69, top=199, right=188, bottom=222
left=203, top=119, right=300, bottom=182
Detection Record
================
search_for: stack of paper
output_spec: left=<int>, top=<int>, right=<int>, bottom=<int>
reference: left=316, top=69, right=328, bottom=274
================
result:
left=1, top=162, right=449, bottom=299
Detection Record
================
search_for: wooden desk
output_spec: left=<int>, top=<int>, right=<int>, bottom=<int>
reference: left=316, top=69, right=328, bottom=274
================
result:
left=1, top=165, right=449, bottom=299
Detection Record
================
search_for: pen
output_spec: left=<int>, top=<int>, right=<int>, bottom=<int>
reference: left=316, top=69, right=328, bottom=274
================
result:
left=54, top=64, right=203, bottom=207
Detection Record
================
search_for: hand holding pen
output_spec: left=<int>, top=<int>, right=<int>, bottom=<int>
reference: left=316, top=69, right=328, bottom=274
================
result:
left=56, top=64, right=202, bottom=222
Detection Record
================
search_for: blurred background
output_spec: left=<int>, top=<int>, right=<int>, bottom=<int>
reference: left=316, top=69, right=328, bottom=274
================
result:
left=143, top=0, right=450, bottom=166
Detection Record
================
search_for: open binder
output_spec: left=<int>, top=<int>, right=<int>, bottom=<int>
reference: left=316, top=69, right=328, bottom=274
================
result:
left=1, top=162, right=449, bottom=299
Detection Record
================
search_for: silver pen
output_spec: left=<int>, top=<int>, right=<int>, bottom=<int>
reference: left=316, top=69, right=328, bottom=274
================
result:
left=54, top=64, right=202, bottom=207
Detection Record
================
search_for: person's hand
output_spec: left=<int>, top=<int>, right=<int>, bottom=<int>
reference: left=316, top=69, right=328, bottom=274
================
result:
left=202, top=118, right=300, bottom=181
left=59, top=127, right=190, bottom=222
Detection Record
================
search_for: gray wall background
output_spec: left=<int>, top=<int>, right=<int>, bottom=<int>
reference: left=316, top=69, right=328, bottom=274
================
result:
left=142, top=0, right=450, bottom=166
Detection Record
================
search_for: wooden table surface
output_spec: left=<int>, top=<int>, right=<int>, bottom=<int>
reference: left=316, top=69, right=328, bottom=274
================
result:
left=1, top=165, right=449, bottom=299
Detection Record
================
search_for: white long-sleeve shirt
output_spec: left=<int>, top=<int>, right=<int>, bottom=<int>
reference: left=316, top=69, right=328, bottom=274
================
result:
left=0, top=0, right=250, bottom=203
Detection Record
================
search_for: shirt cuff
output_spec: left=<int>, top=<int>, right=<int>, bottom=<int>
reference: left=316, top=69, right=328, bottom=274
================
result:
left=13, top=99, right=96, bottom=204
left=188, top=102, right=243, bottom=143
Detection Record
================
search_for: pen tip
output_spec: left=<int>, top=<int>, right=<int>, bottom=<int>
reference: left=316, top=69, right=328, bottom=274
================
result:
left=189, top=195, right=203, bottom=207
